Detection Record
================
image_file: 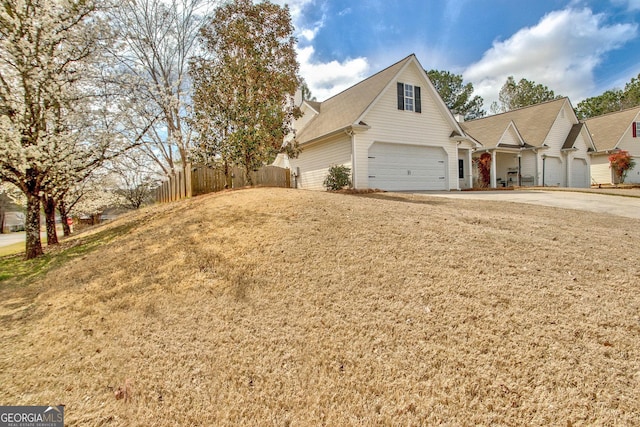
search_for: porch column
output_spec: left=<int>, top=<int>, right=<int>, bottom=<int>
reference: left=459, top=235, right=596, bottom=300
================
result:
left=565, top=152, right=571, bottom=187
left=490, top=150, right=497, bottom=188
left=467, top=149, right=473, bottom=189
left=349, top=131, right=357, bottom=188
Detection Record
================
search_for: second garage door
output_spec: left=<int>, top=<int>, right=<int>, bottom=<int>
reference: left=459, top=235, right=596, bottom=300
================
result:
left=571, top=158, right=589, bottom=188
left=368, top=142, right=447, bottom=191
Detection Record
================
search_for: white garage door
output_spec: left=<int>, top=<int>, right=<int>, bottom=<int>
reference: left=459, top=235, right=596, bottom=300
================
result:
left=368, top=142, right=447, bottom=191
left=543, top=157, right=563, bottom=187
left=571, top=158, right=589, bottom=188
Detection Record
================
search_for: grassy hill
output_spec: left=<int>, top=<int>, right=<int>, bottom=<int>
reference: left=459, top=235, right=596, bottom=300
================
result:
left=1, top=188, right=639, bottom=425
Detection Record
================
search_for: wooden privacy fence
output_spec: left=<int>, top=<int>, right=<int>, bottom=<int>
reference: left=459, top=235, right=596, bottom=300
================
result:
left=156, top=164, right=292, bottom=203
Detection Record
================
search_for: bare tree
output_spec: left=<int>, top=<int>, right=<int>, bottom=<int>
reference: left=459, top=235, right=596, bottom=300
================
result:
left=110, top=150, right=162, bottom=209
left=109, top=0, right=214, bottom=180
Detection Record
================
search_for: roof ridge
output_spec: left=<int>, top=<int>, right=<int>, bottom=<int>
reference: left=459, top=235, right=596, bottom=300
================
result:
left=583, top=104, right=640, bottom=122
left=318, top=54, right=415, bottom=104
left=467, top=97, right=567, bottom=122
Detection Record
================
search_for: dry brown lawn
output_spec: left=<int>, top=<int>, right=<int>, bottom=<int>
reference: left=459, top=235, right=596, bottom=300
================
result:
left=1, top=188, right=639, bottom=425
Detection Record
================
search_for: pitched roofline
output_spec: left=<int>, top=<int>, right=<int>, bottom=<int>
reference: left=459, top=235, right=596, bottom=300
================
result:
left=579, top=123, right=597, bottom=152
left=497, top=120, right=526, bottom=147
left=584, top=105, right=640, bottom=151
left=353, top=54, right=415, bottom=125
left=318, top=54, right=416, bottom=104
left=465, top=96, right=569, bottom=123
left=301, top=100, right=320, bottom=115
left=353, top=54, right=468, bottom=140
left=583, top=104, right=640, bottom=122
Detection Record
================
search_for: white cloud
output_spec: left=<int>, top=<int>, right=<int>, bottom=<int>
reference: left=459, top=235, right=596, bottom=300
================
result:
left=612, top=0, right=640, bottom=11
left=271, top=0, right=369, bottom=100
left=271, top=0, right=322, bottom=43
left=463, top=8, right=637, bottom=108
left=297, top=46, right=370, bottom=101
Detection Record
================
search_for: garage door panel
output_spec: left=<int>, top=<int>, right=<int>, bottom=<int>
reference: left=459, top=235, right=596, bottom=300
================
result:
left=571, top=158, right=588, bottom=188
left=368, top=143, right=447, bottom=191
left=544, top=157, right=563, bottom=187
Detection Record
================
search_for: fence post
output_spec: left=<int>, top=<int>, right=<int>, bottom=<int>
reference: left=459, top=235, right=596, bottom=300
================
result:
left=179, top=170, right=185, bottom=200
left=186, top=162, right=193, bottom=198
left=170, top=173, right=177, bottom=202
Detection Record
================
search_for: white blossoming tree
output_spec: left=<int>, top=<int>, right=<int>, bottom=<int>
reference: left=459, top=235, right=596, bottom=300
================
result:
left=0, top=0, right=114, bottom=258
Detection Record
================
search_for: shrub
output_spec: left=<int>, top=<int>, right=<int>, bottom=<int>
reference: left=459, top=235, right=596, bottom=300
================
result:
left=323, top=165, right=352, bottom=191
left=608, top=150, right=636, bottom=184
left=474, top=153, right=492, bottom=188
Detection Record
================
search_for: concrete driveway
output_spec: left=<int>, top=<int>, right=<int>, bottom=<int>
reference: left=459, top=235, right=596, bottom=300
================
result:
left=424, top=190, right=640, bottom=220
left=0, top=231, right=27, bottom=248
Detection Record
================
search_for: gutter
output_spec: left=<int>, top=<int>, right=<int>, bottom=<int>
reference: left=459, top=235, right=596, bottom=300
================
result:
left=297, top=123, right=371, bottom=147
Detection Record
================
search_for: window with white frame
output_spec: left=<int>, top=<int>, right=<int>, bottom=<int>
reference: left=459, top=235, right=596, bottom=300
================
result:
left=396, top=82, right=422, bottom=113
left=404, top=84, right=414, bottom=112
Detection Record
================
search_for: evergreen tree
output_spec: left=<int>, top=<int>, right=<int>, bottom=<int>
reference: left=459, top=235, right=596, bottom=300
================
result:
left=190, top=0, right=299, bottom=185
left=426, top=70, right=485, bottom=119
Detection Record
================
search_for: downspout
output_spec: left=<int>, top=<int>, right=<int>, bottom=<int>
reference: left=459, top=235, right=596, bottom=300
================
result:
left=345, top=128, right=356, bottom=188
left=542, top=154, right=546, bottom=187
left=467, top=147, right=473, bottom=189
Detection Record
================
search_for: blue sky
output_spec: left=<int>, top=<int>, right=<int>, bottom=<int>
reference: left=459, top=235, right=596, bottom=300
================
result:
left=278, top=0, right=640, bottom=109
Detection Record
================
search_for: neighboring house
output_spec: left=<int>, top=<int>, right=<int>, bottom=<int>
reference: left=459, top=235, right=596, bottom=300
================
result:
left=289, top=54, right=478, bottom=191
left=585, top=106, right=640, bottom=185
left=460, top=98, right=595, bottom=188
left=2, top=211, right=25, bottom=232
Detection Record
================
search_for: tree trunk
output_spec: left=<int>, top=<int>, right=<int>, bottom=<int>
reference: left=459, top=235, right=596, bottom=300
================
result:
left=59, top=200, right=71, bottom=236
left=0, top=208, right=5, bottom=234
left=44, top=195, right=59, bottom=246
left=25, top=193, right=43, bottom=259
left=244, top=163, right=253, bottom=186
left=224, top=161, right=232, bottom=189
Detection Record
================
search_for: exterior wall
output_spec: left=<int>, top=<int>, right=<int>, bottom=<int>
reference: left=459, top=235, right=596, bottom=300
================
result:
left=616, top=122, right=640, bottom=157
left=590, top=153, right=640, bottom=185
left=294, top=104, right=318, bottom=135
left=458, top=147, right=473, bottom=189
left=590, top=154, right=613, bottom=185
left=290, top=135, right=352, bottom=191
left=286, top=104, right=318, bottom=145
left=539, top=102, right=576, bottom=187
left=353, top=63, right=460, bottom=190
left=495, top=152, right=519, bottom=187
left=520, top=151, right=537, bottom=185
left=500, top=126, right=520, bottom=146
left=615, top=121, right=640, bottom=184
left=624, top=158, right=640, bottom=184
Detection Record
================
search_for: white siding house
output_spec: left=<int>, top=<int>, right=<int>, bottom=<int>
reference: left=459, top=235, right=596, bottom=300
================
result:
left=289, top=54, right=477, bottom=191
left=461, top=98, right=595, bottom=188
left=586, top=106, right=640, bottom=185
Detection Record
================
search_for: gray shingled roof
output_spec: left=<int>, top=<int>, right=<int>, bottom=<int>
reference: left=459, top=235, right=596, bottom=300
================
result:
left=584, top=106, right=640, bottom=152
left=461, top=98, right=569, bottom=149
left=295, top=55, right=414, bottom=144
left=563, top=123, right=584, bottom=150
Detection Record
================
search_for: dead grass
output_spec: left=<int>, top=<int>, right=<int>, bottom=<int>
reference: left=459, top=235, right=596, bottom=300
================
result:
left=1, top=188, right=639, bottom=425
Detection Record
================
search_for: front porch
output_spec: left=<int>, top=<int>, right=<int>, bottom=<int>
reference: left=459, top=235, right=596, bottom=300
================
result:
left=473, top=149, right=538, bottom=189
